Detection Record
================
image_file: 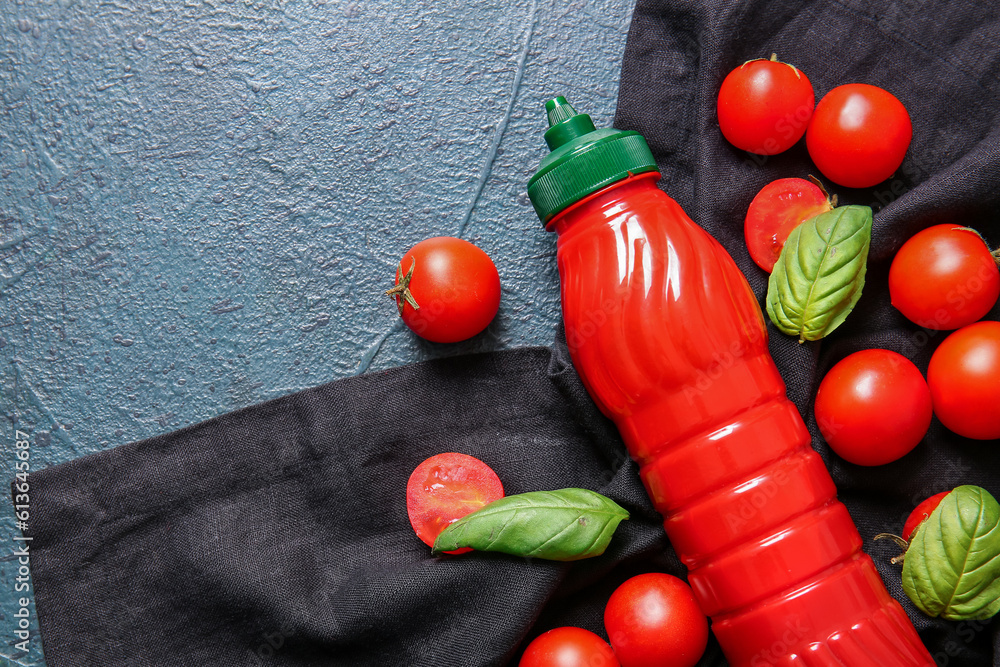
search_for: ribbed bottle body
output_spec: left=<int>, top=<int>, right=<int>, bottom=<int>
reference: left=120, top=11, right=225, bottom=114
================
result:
left=549, top=173, right=932, bottom=666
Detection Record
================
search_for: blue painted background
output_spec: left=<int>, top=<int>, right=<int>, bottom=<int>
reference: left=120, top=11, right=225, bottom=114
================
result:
left=0, top=1, right=634, bottom=663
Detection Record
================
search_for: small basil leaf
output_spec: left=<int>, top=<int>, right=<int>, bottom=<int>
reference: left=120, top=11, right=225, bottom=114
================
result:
left=902, top=485, right=1000, bottom=620
left=766, top=205, right=872, bottom=342
left=432, top=488, right=629, bottom=561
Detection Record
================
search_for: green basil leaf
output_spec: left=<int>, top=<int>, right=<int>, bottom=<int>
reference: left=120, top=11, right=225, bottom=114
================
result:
left=766, top=205, right=872, bottom=342
left=902, top=485, right=1000, bottom=620
left=432, top=488, right=628, bottom=561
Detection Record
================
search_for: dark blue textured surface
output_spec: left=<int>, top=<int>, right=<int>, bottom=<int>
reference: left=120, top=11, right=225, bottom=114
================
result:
left=0, top=1, right=632, bottom=663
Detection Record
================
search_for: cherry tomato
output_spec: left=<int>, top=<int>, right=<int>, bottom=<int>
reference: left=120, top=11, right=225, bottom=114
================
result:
left=813, top=349, right=932, bottom=466
left=405, top=452, right=504, bottom=554
left=744, top=177, right=833, bottom=272
left=902, top=491, right=949, bottom=542
left=519, top=627, right=620, bottom=667
left=604, top=573, right=708, bottom=667
left=889, top=225, right=1000, bottom=330
left=717, top=55, right=815, bottom=155
left=927, top=320, right=1000, bottom=440
left=806, top=83, right=912, bottom=188
left=388, top=236, right=501, bottom=343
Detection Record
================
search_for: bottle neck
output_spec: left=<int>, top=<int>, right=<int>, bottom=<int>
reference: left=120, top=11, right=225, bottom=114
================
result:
left=546, top=171, right=663, bottom=235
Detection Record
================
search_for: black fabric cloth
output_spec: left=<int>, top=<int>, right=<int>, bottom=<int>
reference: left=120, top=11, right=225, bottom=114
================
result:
left=22, top=347, right=671, bottom=667
left=17, top=1, right=1000, bottom=666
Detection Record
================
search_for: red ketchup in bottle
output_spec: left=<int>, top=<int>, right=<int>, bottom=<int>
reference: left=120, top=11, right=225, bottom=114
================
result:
left=527, top=97, right=933, bottom=667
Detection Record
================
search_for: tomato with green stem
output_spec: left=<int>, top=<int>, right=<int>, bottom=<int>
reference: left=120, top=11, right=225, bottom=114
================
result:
left=876, top=486, right=1000, bottom=621
left=519, top=627, right=620, bottom=667
left=744, top=176, right=835, bottom=272
left=405, top=452, right=504, bottom=554
left=717, top=54, right=815, bottom=155
left=889, top=224, right=1000, bottom=330
left=902, top=491, right=949, bottom=542
left=387, top=236, right=501, bottom=343
left=874, top=491, right=949, bottom=560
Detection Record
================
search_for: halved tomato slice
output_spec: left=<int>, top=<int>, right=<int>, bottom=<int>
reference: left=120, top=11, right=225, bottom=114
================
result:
left=405, top=452, right=504, bottom=554
left=745, top=177, right=834, bottom=272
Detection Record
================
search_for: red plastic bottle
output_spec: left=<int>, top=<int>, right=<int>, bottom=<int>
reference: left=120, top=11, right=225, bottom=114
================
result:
left=527, top=97, right=933, bottom=667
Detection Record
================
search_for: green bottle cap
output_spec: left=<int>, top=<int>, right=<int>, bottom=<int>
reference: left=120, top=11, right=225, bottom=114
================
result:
left=527, top=96, right=659, bottom=224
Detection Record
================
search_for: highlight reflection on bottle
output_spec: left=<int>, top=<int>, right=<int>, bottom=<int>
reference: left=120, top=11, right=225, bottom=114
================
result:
left=528, top=97, right=933, bottom=667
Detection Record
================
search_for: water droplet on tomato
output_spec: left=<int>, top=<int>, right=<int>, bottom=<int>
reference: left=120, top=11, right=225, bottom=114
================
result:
left=423, top=464, right=452, bottom=492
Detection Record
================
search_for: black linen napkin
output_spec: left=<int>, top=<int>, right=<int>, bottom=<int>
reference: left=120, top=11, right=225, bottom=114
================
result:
left=611, top=0, right=1000, bottom=665
left=20, top=346, right=669, bottom=667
